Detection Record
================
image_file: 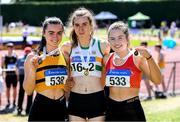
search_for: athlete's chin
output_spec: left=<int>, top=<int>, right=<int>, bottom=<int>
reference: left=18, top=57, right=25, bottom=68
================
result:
left=115, top=49, right=125, bottom=53
left=50, top=43, right=60, bottom=48
left=78, top=36, right=85, bottom=40
left=53, top=42, right=61, bottom=45
left=112, top=48, right=122, bottom=53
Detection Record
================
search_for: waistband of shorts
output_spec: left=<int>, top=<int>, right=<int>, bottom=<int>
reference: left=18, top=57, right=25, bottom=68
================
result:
left=36, top=93, right=65, bottom=102
left=70, top=90, right=104, bottom=97
left=108, top=96, right=140, bottom=104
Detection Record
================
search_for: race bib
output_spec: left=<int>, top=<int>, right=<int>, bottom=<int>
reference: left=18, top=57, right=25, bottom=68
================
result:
left=106, top=69, right=131, bottom=87
left=7, top=64, right=16, bottom=69
left=44, top=68, right=67, bottom=86
left=71, top=62, right=95, bottom=73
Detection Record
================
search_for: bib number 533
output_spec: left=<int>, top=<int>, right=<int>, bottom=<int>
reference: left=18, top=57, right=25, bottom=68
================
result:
left=106, top=76, right=130, bottom=87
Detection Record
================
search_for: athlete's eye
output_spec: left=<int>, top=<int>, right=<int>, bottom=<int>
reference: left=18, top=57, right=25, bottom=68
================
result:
left=48, top=32, right=54, bottom=35
left=57, top=31, right=63, bottom=35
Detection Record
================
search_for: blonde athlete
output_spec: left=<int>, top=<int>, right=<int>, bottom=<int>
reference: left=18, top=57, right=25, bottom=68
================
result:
left=62, top=7, right=110, bottom=121
left=23, top=17, right=73, bottom=121
left=104, top=21, right=161, bottom=121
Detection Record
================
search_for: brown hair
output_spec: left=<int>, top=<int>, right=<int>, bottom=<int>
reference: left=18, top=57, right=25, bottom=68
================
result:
left=155, top=44, right=162, bottom=49
left=37, top=17, right=64, bottom=53
left=108, top=21, right=129, bottom=39
left=108, top=21, right=129, bottom=46
left=67, top=7, right=96, bottom=47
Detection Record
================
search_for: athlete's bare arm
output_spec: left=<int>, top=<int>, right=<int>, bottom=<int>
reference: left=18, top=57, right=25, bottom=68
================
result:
left=1, top=56, right=5, bottom=78
left=61, top=42, right=75, bottom=92
left=61, top=41, right=72, bottom=63
left=23, top=53, right=37, bottom=95
left=135, top=47, right=162, bottom=85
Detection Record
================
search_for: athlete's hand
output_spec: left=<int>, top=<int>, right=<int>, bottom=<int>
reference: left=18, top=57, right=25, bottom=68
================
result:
left=135, top=47, right=151, bottom=59
left=30, top=55, right=41, bottom=70
left=64, top=77, right=75, bottom=92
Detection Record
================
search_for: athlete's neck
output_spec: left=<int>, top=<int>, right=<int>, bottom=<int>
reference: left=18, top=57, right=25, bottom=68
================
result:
left=46, top=46, right=58, bottom=53
left=116, top=49, right=129, bottom=59
left=8, top=51, right=13, bottom=56
left=78, top=36, right=91, bottom=48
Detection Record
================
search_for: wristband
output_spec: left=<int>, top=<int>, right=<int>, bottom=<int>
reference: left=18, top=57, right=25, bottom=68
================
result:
left=146, top=55, right=152, bottom=60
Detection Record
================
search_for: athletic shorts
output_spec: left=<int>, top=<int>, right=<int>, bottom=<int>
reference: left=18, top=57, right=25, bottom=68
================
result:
left=28, top=93, right=67, bottom=121
left=68, top=91, right=106, bottom=119
left=106, top=96, right=146, bottom=121
left=5, top=74, right=17, bottom=88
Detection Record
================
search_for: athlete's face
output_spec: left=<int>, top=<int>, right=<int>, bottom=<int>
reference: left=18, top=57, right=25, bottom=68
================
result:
left=73, top=16, right=92, bottom=40
left=43, top=24, right=63, bottom=48
left=7, top=46, right=13, bottom=53
left=108, top=29, right=128, bottom=53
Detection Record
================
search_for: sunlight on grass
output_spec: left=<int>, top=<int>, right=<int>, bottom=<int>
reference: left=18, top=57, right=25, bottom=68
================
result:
left=0, top=114, right=28, bottom=122
left=142, top=96, right=180, bottom=122
left=146, top=107, right=180, bottom=122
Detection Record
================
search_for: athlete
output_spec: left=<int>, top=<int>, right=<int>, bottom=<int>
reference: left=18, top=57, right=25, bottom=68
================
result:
left=2, top=43, right=18, bottom=109
left=61, top=7, right=110, bottom=121
left=23, top=17, right=73, bottom=121
left=154, top=44, right=167, bottom=98
left=104, top=21, right=161, bottom=121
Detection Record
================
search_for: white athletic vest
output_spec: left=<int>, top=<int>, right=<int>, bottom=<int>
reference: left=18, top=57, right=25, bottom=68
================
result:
left=70, top=38, right=103, bottom=77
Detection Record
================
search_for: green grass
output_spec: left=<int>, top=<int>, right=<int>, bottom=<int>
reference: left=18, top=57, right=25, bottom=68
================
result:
left=146, top=107, right=180, bottom=122
left=2, top=28, right=180, bottom=47
left=142, top=96, right=180, bottom=122
left=0, top=96, right=180, bottom=122
left=130, top=40, right=158, bottom=47
left=0, top=114, right=28, bottom=122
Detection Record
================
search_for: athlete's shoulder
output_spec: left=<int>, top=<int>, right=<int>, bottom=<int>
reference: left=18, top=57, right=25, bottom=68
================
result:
left=61, top=41, right=72, bottom=55
left=98, top=39, right=110, bottom=56
left=103, top=52, right=112, bottom=65
left=62, top=41, right=72, bottom=48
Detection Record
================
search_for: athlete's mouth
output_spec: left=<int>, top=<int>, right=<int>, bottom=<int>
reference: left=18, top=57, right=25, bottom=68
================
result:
left=52, top=40, right=59, bottom=43
left=114, top=45, right=122, bottom=49
left=79, top=33, right=84, bottom=35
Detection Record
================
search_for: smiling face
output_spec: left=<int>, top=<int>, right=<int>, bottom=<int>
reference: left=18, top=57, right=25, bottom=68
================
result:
left=108, top=28, right=129, bottom=53
left=73, top=16, right=92, bottom=41
left=43, top=24, right=63, bottom=49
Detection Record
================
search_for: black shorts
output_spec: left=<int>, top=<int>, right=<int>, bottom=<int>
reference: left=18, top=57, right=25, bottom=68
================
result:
left=5, top=74, right=17, bottom=88
left=106, top=96, right=146, bottom=121
left=68, top=91, right=106, bottom=119
left=28, top=93, right=67, bottom=121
